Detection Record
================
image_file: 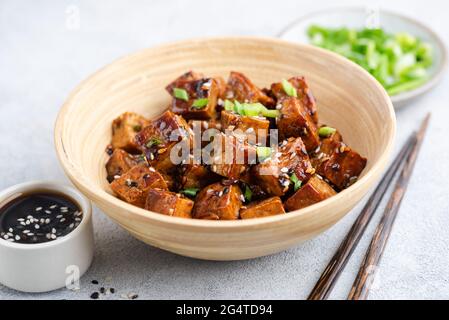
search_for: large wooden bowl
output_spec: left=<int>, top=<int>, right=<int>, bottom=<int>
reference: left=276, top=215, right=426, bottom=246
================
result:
left=55, top=37, right=395, bottom=260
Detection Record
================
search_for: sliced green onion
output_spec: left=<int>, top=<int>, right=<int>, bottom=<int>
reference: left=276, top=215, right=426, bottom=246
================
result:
left=173, top=88, right=189, bottom=101
left=256, top=146, right=272, bottom=160
left=306, top=25, right=434, bottom=96
left=225, top=100, right=279, bottom=118
left=180, top=188, right=199, bottom=197
left=224, top=99, right=234, bottom=111
left=191, top=98, right=209, bottom=109
left=290, top=173, right=302, bottom=192
left=262, top=109, right=280, bottom=118
left=281, top=79, right=297, bottom=97
left=244, top=185, right=252, bottom=202
left=146, top=137, right=162, bottom=148
left=318, top=126, right=337, bottom=138
left=133, top=125, right=142, bottom=132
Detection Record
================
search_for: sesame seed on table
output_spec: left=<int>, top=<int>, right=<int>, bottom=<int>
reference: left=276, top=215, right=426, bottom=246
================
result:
left=1, top=0, right=449, bottom=300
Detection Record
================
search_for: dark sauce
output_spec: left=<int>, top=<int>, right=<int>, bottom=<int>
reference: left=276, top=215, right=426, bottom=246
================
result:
left=0, top=191, right=83, bottom=244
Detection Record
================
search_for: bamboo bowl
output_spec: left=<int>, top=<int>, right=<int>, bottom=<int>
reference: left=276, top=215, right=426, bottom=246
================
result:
left=55, top=37, right=395, bottom=260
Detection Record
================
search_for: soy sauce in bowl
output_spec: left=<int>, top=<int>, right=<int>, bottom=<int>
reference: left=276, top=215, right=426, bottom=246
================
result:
left=0, top=191, right=83, bottom=244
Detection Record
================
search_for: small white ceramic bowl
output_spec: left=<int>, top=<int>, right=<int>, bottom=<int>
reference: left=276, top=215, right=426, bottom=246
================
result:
left=0, top=181, right=94, bottom=293
left=278, top=6, right=447, bottom=108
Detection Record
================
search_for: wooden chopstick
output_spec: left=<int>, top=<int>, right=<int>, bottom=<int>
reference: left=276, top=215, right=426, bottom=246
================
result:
left=347, top=113, right=430, bottom=300
left=307, top=131, right=417, bottom=300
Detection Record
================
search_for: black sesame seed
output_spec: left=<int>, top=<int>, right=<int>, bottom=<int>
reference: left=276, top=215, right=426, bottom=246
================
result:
left=130, top=294, right=139, bottom=300
left=90, top=292, right=99, bottom=299
left=110, top=288, right=115, bottom=294
left=100, top=287, right=105, bottom=294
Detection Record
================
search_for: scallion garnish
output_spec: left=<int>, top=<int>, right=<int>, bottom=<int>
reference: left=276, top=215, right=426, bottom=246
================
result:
left=290, top=173, right=302, bottom=191
left=173, top=88, right=189, bottom=101
left=281, top=79, right=297, bottom=97
left=191, top=98, right=209, bottom=109
left=225, top=100, right=280, bottom=118
left=256, top=146, right=272, bottom=160
left=244, top=185, right=252, bottom=202
left=180, top=188, right=199, bottom=197
left=318, top=126, right=337, bottom=138
left=146, top=137, right=162, bottom=148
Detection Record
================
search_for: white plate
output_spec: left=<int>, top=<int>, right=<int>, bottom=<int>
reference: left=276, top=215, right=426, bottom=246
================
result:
left=278, top=6, right=447, bottom=108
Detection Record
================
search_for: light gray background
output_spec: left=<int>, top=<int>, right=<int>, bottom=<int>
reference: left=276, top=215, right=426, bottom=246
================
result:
left=0, top=0, right=448, bottom=300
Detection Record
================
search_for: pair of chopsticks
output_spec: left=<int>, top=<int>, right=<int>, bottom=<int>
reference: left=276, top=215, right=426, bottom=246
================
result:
left=308, top=113, right=430, bottom=300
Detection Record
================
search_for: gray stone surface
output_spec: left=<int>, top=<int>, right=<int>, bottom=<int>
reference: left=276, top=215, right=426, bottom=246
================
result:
left=0, top=0, right=448, bottom=300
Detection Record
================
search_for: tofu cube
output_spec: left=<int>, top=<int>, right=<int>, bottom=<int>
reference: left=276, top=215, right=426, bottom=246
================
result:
left=192, top=183, right=243, bottom=220
left=180, top=164, right=221, bottom=189
left=111, top=112, right=150, bottom=153
left=168, top=78, right=219, bottom=120
left=317, top=142, right=367, bottom=190
left=277, top=97, right=320, bottom=152
left=110, top=164, right=168, bottom=208
left=105, top=149, right=143, bottom=182
left=135, top=110, right=192, bottom=174
left=208, top=133, right=257, bottom=180
left=220, top=110, right=269, bottom=142
left=145, top=189, right=193, bottom=218
left=253, top=137, right=314, bottom=196
left=271, top=76, right=318, bottom=123
left=225, top=71, right=275, bottom=107
left=240, top=197, right=285, bottom=219
left=284, top=175, right=336, bottom=211
left=165, top=70, right=204, bottom=93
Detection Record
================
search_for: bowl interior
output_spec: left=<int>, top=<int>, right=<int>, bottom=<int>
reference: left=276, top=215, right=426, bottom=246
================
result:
left=55, top=37, right=395, bottom=227
left=279, top=7, right=447, bottom=107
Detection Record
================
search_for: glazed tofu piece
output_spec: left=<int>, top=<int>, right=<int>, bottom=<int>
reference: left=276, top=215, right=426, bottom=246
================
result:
left=253, top=137, right=314, bottom=197
left=110, top=164, right=168, bottom=208
left=145, top=189, right=193, bottom=218
left=105, top=149, right=143, bottom=183
left=317, top=142, right=367, bottom=190
left=168, top=78, right=220, bottom=120
left=179, top=164, right=221, bottom=190
left=220, top=110, right=269, bottom=142
left=188, top=119, right=222, bottom=148
left=240, top=197, right=285, bottom=219
left=225, top=71, right=275, bottom=107
left=192, top=183, right=243, bottom=220
left=284, top=175, right=336, bottom=211
left=165, top=70, right=204, bottom=93
left=111, top=112, right=150, bottom=153
left=277, top=97, right=320, bottom=152
left=135, top=110, right=192, bottom=174
left=208, top=133, right=257, bottom=180
left=271, top=77, right=318, bottom=123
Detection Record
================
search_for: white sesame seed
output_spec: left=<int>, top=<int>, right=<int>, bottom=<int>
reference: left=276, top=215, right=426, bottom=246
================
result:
left=75, top=217, right=81, bottom=222
left=281, top=167, right=289, bottom=173
left=3, top=235, right=9, bottom=240
left=28, top=233, right=34, bottom=236
left=17, top=218, right=24, bottom=222
left=45, top=210, right=51, bottom=214
left=51, top=234, right=56, bottom=240
left=46, top=233, right=51, bottom=239
left=50, top=205, right=57, bottom=209
left=23, top=230, right=30, bottom=234
left=27, top=215, right=33, bottom=220
left=34, top=224, right=40, bottom=229
left=35, top=207, right=42, bottom=211
left=15, top=235, right=20, bottom=241
left=56, top=215, right=63, bottom=219
left=8, top=228, right=13, bottom=233
left=113, top=175, right=121, bottom=180
left=7, top=232, right=13, bottom=237
left=60, top=218, right=66, bottom=222
left=45, top=218, right=51, bottom=224
left=25, top=220, right=30, bottom=225
left=20, top=222, right=26, bottom=226
left=52, top=228, right=56, bottom=234
left=69, top=223, right=75, bottom=229
left=60, top=207, right=68, bottom=210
